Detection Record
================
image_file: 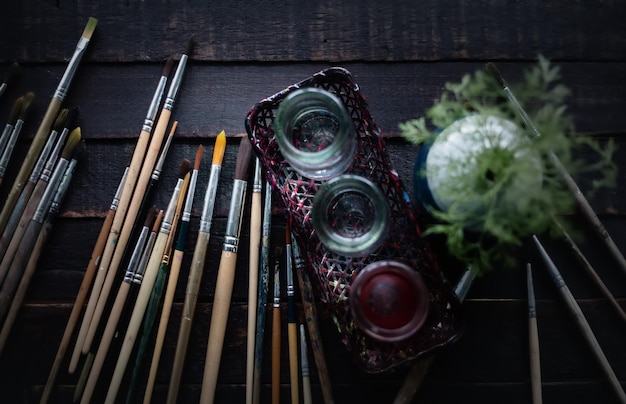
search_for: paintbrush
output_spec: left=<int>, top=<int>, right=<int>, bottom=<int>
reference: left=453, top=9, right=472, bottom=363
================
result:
left=0, top=17, right=96, bottom=236
left=246, top=158, right=262, bottom=404
left=487, top=62, right=626, bottom=278
left=0, top=127, right=81, bottom=287
left=527, top=263, right=542, bottom=404
left=83, top=40, right=194, bottom=361
left=393, top=267, right=477, bottom=404
left=0, top=141, right=83, bottom=347
left=292, top=233, right=335, bottom=404
left=285, top=226, right=299, bottom=404
left=140, top=143, right=202, bottom=403
left=0, top=62, right=19, bottom=100
left=0, top=107, right=77, bottom=261
left=553, top=217, right=626, bottom=323
left=68, top=57, right=174, bottom=374
left=81, top=120, right=179, bottom=355
left=0, top=92, right=35, bottom=186
left=39, top=166, right=128, bottom=404
left=199, top=138, right=253, bottom=404
left=0, top=97, right=23, bottom=157
left=272, top=247, right=282, bottom=404
left=252, top=181, right=272, bottom=404
left=532, top=235, right=626, bottom=404
left=76, top=205, right=158, bottom=404
left=125, top=155, right=195, bottom=403
left=167, top=132, right=226, bottom=404
left=102, top=161, right=189, bottom=404
left=300, top=323, right=312, bottom=404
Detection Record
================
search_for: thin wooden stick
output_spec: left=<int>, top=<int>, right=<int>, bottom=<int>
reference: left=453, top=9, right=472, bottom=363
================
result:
left=292, top=235, right=335, bottom=404
left=200, top=139, right=252, bottom=404
left=0, top=17, right=96, bottom=236
left=527, top=263, right=543, bottom=404
left=272, top=247, right=282, bottom=404
left=103, top=171, right=187, bottom=404
left=487, top=62, right=626, bottom=278
left=532, top=235, right=626, bottom=404
left=166, top=131, right=226, bottom=404
left=246, top=158, right=262, bottom=404
left=252, top=181, right=272, bottom=404
left=69, top=57, right=173, bottom=374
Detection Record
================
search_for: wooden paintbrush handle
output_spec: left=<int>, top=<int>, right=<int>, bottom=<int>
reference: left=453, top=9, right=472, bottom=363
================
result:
left=200, top=250, right=239, bottom=404
left=272, top=306, right=281, bottom=404
left=528, top=316, right=542, bottom=404
left=246, top=190, right=262, bottom=404
left=288, top=321, right=299, bottom=404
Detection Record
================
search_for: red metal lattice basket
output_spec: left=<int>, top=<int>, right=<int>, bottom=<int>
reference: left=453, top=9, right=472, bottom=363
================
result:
left=245, top=67, right=464, bottom=373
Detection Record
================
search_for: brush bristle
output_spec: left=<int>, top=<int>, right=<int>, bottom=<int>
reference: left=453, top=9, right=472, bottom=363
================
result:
left=3, top=62, right=20, bottom=84
left=152, top=209, right=164, bottom=233
left=20, top=92, right=35, bottom=118
left=81, top=17, right=98, bottom=40
left=285, top=225, right=291, bottom=244
left=169, top=121, right=178, bottom=136
left=163, top=57, right=174, bottom=78
left=72, top=139, right=87, bottom=160
left=53, top=109, right=69, bottom=132
left=184, top=36, right=196, bottom=57
left=194, top=144, right=203, bottom=171
left=234, top=138, right=253, bottom=181
left=145, top=205, right=158, bottom=228
left=62, top=127, right=81, bottom=160
left=486, top=62, right=506, bottom=88
left=179, top=159, right=191, bottom=179
left=8, top=97, right=23, bottom=125
left=65, top=106, right=80, bottom=130
left=213, top=131, right=226, bottom=165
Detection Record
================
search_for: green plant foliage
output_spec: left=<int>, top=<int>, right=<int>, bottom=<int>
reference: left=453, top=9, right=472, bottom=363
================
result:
left=400, top=56, right=617, bottom=274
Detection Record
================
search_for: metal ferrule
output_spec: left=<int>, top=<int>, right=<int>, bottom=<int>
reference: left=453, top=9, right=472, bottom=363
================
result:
left=526, top=264, right=537, bottom=318
left=199, top=164, right=222, bottom=233
left=30, top=131, right=59, bottom=183
left=54, top=37, right=89, bottom=101
left=48, top=158, right=77, bottom=217
left=252, top=158, right=262, bottom=193
left=0, top=124, right=15, bottom=153
left=152, top=128, right=174, bottom=180
left=263, top=182, right=272, bottom=235
left=142, top=76, right=168, bottom=133
left=291, top=233, right=306, bottom=272
left=123, top=226, right=150, bottom=283
left=0, top=120, right=24, bottom=173
left=163, top=54, right=188, bottom=111
left=453, top=267, right=477, bottom=303
left=286, top=243, right=294, bottom=297
left=133, top=232, right=157, bottom=285
left=111, top=167, right=129, bottom=211
left=273, top=261, right=281, bottom=308
left=182, top=170, right=198, bottom=223
left=34, top=158, right=69, bottom=223
left=299, top=324, right=309, bottom=377
left=222, top=179, right=247, bottom=252
left=40, top=128, right=68, bottom=182
left=159, top=179, right=183, bottom=235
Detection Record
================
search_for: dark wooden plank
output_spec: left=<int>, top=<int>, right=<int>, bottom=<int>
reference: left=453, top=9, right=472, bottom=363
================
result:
left=0, top=62, right=624, bottom=141
left=0, top=1, right=624, bottom=63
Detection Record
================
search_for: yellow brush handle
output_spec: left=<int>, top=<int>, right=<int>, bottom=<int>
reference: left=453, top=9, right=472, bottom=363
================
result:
left=200, top=250, right=239, bottom=404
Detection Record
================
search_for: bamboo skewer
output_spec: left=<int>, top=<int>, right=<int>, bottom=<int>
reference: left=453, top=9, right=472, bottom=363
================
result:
left=532, top=235, right=626, bottom=404
left=39, top=165, right=127, bottom=404
left=166, top=131, right=226, bottom=404
left=285, top=227, right=299, bottom=404
left=487, top=62, right=626, bottom=278
left=292, top=235, right=335, bottom=404
left=527, top=263, right=543, bottom=404
left=0, top=17, right=96, bottom=236
left=272, top=247, right=282, bottom=404
left=103, top=167, right=189, bottom=404
left=252, top=181, right=272, bottom=404
left=69, top=57, right=174, bottom=373
left=199, top=139, right=253, bottom=404
left=246, top=158, right=263, bottom=404
left=0, top=144, right=80, bottom=352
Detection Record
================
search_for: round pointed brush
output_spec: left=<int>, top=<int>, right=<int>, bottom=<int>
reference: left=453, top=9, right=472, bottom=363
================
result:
left=142, top=143, right=203, bottom=403
left=199, top=138, right=253, bottom=404
left=167, top=131, right=226, bottom=404
left=69, top=57, right=174, bottom=374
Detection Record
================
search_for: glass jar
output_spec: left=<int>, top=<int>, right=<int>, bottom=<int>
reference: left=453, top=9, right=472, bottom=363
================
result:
left=311, top=174, right=390, bottom=257
left=274, top=87, right=357, bottom=180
